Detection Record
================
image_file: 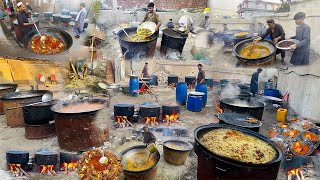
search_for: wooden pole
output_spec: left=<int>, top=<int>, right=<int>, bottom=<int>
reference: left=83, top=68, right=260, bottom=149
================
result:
left=90, top=28, right=95, bottom=75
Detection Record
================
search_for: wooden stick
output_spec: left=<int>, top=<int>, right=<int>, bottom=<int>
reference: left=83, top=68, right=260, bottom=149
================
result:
left=18, top=166, right=30, bottom=177
left=125, top=119, right=135, bottom=128
left=140, top=78, right=159, bottom=102
left=90, top=29, right=96, bottom=75
left=287, top=174, right=292, bottom=180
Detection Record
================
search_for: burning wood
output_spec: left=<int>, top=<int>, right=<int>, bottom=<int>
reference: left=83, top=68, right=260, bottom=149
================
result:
left=215, top=100, right=223, bottom=113
left=40, top=165, right=56, bottom=176
left=9, top=163, right=30, bottom=177
left=145, top=117, right=159, bottom=126
left=163, top=112, right=180, bottom=126
left=116, top=115, right=129, bottom=128
left=288, top=168, right=305, bottom=180
left=61, top=161, right=78, bottom=175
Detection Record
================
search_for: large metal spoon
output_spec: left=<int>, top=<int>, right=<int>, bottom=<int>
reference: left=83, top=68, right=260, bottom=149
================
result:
left=6, top=92, right=53, bottom=110
left=116, top=22, right=133, bottom=41
left=30, top=17, right=45, bottom=42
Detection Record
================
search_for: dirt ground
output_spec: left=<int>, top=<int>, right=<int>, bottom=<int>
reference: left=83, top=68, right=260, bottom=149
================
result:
left=0, top=82, right=287, bottom=180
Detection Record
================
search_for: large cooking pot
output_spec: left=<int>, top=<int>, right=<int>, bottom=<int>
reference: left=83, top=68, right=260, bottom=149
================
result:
left=219, top=98, right=264, bottom=120
left=23, top=27, right=73, bottom=55
left=114, top=104, right=135, bottom=116
left=22, top=100, right=57, bottom=125
left=51, top=99, right=108, bottom=151
left=118, top=27, right=158, bottom=59
left=218, top=112, right=262, bottom=132
left=233, top=39, right=276, bottom=65
left=1, top=90, right=52, bottom=127
left=140, top=103, right=161, bottom=117
left=0, top=84, right=18, bottom=115
left=163, top=140, right=192, bottom=166
left=6, top=150, right=29, bottom=165
left=35, top=152, right=58, bottom=165
left=161, top=28, right=187, bottom=53
left=194, top=124, right=282, bottom=180
left=119, top=145, right=160, bottom=180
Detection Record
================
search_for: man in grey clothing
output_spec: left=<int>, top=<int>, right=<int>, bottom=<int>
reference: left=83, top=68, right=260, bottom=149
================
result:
left=290, top=12, right=311, bottom=66
left=73, top=3, right=87, bottom=38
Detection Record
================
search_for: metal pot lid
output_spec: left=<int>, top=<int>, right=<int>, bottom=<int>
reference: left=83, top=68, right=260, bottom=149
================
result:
left=0, top=84, right=17, bottom=90
left=140, top=102, right=161, bottom=108
left=114, top=104, right=134, bottom=107
left=185, top=76, right=196, bottom=78
left=162, top=28, right=187, bottom=39
left=53, top=14, right=61, bottom=16
left=6, top=150, right=29, bottom=154
left=219, top=112, right=262, bottom=128
left=44, top=12, right=53, bottom=14
left=60, top=15, right=71, bottom=18
left=1, top=90, right=51, bottom=100
left=220, top=98, right=264, bottom=108
left=168, top=74, right=178, bottom=77
left=189, top=92, right=204, bottom=96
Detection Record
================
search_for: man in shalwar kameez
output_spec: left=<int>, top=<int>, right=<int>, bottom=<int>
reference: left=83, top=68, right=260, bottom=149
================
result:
left=73, top=3, right=87, bottom=38
left=290, top=12, right=311, bottom=66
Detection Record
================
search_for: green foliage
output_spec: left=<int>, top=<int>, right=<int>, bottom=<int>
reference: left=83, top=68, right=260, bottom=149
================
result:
left=277, top=0, right=290, bottom=13
left=91, top=0, right=101, bottom=24
left=193, top=49, right=209, bottom=60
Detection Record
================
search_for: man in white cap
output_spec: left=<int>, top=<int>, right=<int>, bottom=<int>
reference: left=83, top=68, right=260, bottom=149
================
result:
left=73, top=3, right=87, bottom=38
left=16, top=2, right=35, bottom=40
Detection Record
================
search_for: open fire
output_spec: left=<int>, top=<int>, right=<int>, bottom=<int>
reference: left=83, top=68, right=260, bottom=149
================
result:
left=40, top=165, right=57, bottom=176
left=215, top=100, right=223, bottom=113
left=145, top=117, right=159, bottom=126
left=163, top=112, right=180, bottom=126
left=288, top=168, right=304, bottom=180
left=9, top=163, right=29, bottom=177
left=115, top=115, right=129, bottom=128
left=61, top=161, right=78, bottom=174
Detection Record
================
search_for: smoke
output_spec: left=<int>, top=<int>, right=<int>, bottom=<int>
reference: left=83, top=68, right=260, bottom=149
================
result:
left=259, top=68, right=278, bottom=82
left=220, top=83, right=240, bottom=99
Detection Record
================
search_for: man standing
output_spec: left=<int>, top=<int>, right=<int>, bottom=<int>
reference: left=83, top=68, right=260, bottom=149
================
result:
left=16, top=2, right=34, bottom=40
left=223, top=24, right=229, bottom=31
left=142, top=62, right=150, bottom=78
left=254, top=19, right=286, bottom=65
left=250, top=68, right=263, bottom=96
left=140, top=2, right=161, bottom=57
left=193, top=64, right=205, bottom=84
left=73, top=3, right=87, bottom=39
left=198, top=15, right=209, bottom=30
left=290, top=12, right=310, bottom=66
left=26, top=3, right=32, bottom=12
left=7, top=0, right=14, bottom=14
left=140, top=3, right=162, bottom=32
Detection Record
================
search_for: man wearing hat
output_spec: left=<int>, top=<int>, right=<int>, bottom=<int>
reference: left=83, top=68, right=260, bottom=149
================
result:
left=289, top=12, right=310, bottom=66
left=250, top=68, right=263, bottom=96
left=193, top=64, right=206, bottom=85
left=254, top=19, right=286, bottom=65
left=16, top=2, right=35, bottom=41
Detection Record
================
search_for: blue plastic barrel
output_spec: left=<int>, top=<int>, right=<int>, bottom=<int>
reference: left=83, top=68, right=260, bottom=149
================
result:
left=129, top=75, right=139, bottom=97
left=195, top=84, right=208, bottom=107
left=176, top=82, right=188, bottom=105
left=264, top=82, right=273, bottom=90
left=205, top=78, right=214, bottom=90
left=264, top=89, right=280, bottom=98
left=187, top=92, right=204, bottom=112
left=220, top=79, right=229, bottom=89
left=150, top=75, right=158, bottom=86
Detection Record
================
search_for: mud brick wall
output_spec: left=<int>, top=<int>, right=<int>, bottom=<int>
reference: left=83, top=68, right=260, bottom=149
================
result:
left=117, top=0, right=207, bottom=10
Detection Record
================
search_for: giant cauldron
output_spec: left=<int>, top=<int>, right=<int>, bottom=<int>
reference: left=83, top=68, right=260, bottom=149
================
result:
left=118, top=27, right=158, bottom=60
left=24, top=27, right=73, bottom=55
left=233, top=39, right=276, bottom=66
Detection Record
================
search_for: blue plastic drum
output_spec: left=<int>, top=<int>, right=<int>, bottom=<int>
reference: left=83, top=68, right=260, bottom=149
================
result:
left=220, top=79, right=229, bottom=89
left=264, top=89, right=280, bottom=98
left=195, top=84, right=208, bottom=107
left=187, top=92, right=204, bottom=112
left=264, top=82, right=273, bottom=90
left=150, top=75, right=158, bottom=86
left=129, top=75, right=139, bottom=97
left=176, top=82, right=188, bottom=105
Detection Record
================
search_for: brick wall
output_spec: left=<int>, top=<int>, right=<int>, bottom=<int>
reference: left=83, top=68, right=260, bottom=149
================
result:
left=116, top=0, right=207, bottom=10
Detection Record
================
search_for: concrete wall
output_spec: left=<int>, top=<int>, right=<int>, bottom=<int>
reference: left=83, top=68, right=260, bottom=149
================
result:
left=253, top=0, right=320, bottom=55
left=277, top=68, right=320, bottom=121
left=116, top=0, right=207, bottom=10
